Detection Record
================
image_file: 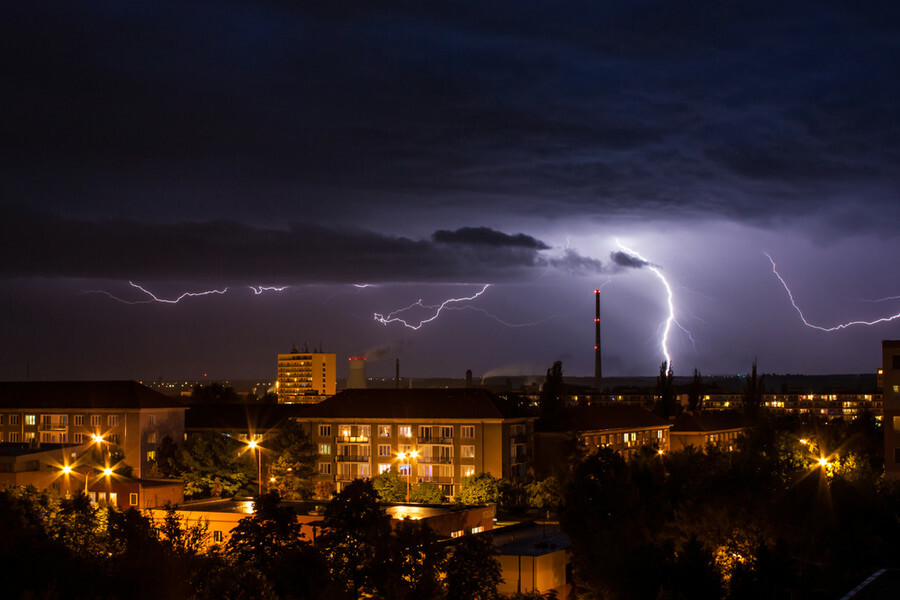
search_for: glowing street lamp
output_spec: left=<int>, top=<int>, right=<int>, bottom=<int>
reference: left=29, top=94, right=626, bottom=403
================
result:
left=397, top=450, right=419, bottom=503
left=247, top=439, right=262, bottom=495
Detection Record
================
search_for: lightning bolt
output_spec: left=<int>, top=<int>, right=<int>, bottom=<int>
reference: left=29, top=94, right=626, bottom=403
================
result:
left=374, top=285, right=491, bottom=330
left=767, top=253, right=900, bottom=331
left=617, top=240, right=691, bottom=368
left=248, top=285, right=288, bottom=294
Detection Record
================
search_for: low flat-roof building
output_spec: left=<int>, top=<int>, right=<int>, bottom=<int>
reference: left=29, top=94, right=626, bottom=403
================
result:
left=493, top=521, right=572, bottom=599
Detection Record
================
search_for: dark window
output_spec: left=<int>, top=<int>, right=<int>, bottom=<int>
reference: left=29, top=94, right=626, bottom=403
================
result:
left=892, top=356, right=900, bottom=370
left=895, top=447, right=900, bottom=464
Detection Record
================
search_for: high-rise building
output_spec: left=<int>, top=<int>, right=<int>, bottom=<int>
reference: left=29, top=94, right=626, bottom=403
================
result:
left=276, top=346, right=336, bottom=404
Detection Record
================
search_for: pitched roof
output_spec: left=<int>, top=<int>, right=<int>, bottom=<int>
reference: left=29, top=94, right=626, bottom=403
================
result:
left=297, top=388, right=526, bottom=420
left=538, top=404, right=670, bottom=433
left=0, top=381, right=188, bottom=410
left=670, top=410, right=745, bottom=433
left=185, top=402, right=309, bottom=431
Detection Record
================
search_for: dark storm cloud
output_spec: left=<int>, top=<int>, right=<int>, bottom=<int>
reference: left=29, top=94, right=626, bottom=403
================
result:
left=0, top=207, right=602, bottom=283
left=3, top=2, right=898, bottom=234
left=433, top=227, right=549, bottom=250
left=610, top=251, right=651, bottom=270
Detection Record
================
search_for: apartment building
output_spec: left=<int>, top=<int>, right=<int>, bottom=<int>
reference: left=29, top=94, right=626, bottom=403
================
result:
left=883, top=340, right=900, bottom=480
left=276, top=347, right=336, bottom=404
left=669, top=410, right=745, bottom=452
left=294, top=388, right=535, bottom=497
left=533, top=404, right=672, bottom=478
left=0, top=381, right=187, bottom=478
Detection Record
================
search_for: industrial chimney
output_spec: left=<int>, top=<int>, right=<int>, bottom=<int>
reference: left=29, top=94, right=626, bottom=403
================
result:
left=594, top=289, right=602, bottom=390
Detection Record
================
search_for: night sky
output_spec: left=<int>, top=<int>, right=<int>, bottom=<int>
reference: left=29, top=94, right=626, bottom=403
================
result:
left=2, top=2, right=899, bottom=382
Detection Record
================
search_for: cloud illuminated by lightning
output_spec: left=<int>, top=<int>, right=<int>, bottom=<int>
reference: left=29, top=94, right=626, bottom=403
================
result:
left=374, top=285, right=491, bottom=330
left=616, top=240, right=691, bottom=368
left=766, top=253, right=900, bottom=331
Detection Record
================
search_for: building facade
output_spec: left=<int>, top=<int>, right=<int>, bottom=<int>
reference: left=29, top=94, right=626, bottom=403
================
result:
left=883, top=340, right=900, bottom=480
left=294, top=388, right=535, bottom=498
left=276, top=348, right=337, bottom=403
left=0, top=381, right=187, bottom=479
left=669, top=410, right=745, bottom=452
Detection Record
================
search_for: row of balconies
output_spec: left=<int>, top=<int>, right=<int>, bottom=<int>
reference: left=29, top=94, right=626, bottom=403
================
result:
left=335, top=454, right=458, bottom=464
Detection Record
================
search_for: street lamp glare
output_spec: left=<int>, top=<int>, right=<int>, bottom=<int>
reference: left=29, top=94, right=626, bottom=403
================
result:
left=61, top=465, right=72, bottom=474
left=817, top=458, right=829, bottom=467
left=102, top=468, right=113, bottom=476
left=247, top=440, right=258, bottom=449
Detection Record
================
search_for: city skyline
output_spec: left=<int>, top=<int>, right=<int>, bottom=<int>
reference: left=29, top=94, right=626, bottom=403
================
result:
left=2, top=2, right=899, bottom=381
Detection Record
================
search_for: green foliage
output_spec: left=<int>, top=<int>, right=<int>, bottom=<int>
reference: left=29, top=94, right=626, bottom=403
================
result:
left=157, top=501, right=209, bottom=554
left=179, top=431, right=256, bottom=498
left=226, top=492, right=306, bottom=568
left=386, top=519, right=449, bottom=600
left=525, top=476, right=562, bottom=516
left=410, top=482, right=446, bottom=504
left=319, top=479, right=394, bottom=598
left=149, top=434, right=181, bottom=478
left=456, top=472, right=503, bottom=505
left=372, top=467, right=408, bottom=502
left=267, top=419, right=319, bottom=500
left=445, top=533, right=503, bottom=600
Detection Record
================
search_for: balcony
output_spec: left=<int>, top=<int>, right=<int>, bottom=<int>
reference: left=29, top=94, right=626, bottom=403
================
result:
left=335, top=454, right=371, bottom=463
left=38, top=423, right=68, bottom=432
left=336, top=436, right=370, bottom=444
left=417, top=436, right=454, bottom=445
left=417, top=456, right=453, bottom=465
left=417, top=476, right=454, bottom=484
left=510, top=434, right=529, bottom=444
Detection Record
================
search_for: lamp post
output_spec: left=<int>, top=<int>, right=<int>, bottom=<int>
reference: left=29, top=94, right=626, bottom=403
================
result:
left=247, top=439, right=262, bottom=496
left=398, top=450, right=419, bottom=503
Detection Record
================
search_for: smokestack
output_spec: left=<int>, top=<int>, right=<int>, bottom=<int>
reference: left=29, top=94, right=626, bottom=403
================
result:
left=395, top=358, right=400, bottom=389
left=594, top=289, right=602, bottom=390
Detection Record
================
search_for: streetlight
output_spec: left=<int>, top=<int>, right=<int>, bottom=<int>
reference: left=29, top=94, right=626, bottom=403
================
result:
left=247, top=439, right=262, bottom=496
left=397, top=450, right=419, bottom=503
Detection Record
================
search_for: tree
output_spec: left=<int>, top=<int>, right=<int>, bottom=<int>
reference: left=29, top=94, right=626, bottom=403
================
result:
left=456, top=472, right=503, bottom=505
left=539, top=361, right=565, bottom=418
left=179, top=432, right=256, bottom=498
left=267, top=420, right=319, bottom=500
left=688, top=368, right=704, bottom=412
left=742, top=360, right=763, bottom=425
left=525, top=476, right=562, bottom=518
left=190, top=383, right=241, bottom=404
left=319, top=480, right=394, bottom=599
left=410, top=482, right=445, bottom=504
left=149, top=434, right=181, bottom=478
left=656, top=360, right=677, bottom=419
left=445, top=533, right=503, bottom=600
left=226, top=492, right=306, bottom=569
left=373, top=467, right=408, bottom=502
left=157, top=501, right=209, bottom=555
left=386, top=519, right=448, bottom=600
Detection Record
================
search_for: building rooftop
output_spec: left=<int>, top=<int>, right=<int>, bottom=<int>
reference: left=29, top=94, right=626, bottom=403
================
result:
left=492, top=521, right=571, bottom=556
left=537, top=404, right=670, bottom=433
left=670, top=410, right=745, bottom=433
left=298, top=388, right=528, bottom=420
left=185, top=402, right=310, bottom=431
left=0, top=381, right=188, bottom=410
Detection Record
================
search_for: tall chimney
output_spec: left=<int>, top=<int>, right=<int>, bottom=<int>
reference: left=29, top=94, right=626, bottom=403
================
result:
left=395, top=359, right=400, bottom=389
left=594, top=289, right=602, bottom=390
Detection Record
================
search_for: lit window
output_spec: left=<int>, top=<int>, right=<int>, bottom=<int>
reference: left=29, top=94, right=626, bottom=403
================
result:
left=461, top=465, right=475, bottom=477
left=399, top=426, right=412, bottom=438
left=338, top=425, right=352, bottom=437
left=460, top=426, right=475, bottom=439
left=319, top=444, right=332, bottom=455
left=147, top=450, right=156, bottom=461
left=379, top=425, right=391, bottom=437
left=359, top=464, right=371, bottom=478
left=378, top=444, right=391, bottom=457
left=108, top=493, right=117, bottom=506
left=147, top=432, right=157, bottom=444
left=359, top=425, right=370, bottom=438
left=378, top=463, right=392, bottom=474
left=461, top=445, right=475, bottom=459
left=25, top=415, right=35, bottom=426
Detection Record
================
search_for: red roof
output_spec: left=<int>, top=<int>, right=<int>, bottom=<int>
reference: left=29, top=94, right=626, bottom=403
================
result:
left=297, top=388, right=526, bottom=420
